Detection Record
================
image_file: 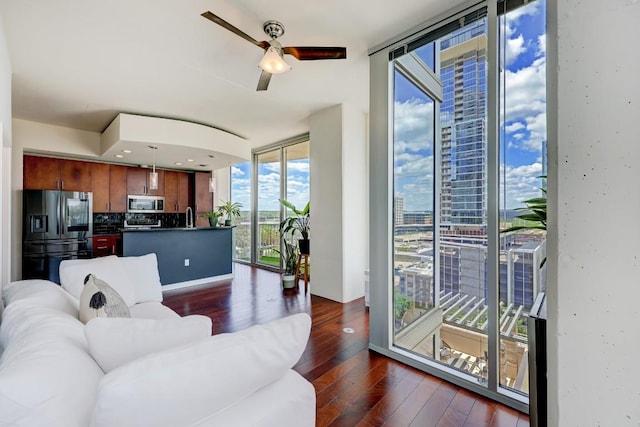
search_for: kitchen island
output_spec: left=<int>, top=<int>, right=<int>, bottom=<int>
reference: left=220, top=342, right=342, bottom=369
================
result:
left=121, top=226, right=233, bottom=288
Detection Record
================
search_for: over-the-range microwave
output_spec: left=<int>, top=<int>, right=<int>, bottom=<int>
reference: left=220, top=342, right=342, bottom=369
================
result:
left=127, top=195, right=165, bottom=213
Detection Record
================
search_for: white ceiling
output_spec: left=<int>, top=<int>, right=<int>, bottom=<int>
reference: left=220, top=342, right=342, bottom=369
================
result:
left=0, top=0, right=464, bottom=168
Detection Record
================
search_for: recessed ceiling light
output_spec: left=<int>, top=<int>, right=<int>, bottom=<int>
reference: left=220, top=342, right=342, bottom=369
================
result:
left=114, top=154, right=124, bottom=158
left=174, top=162, right=182, bottom=166
left=208, top=155, right=215, bottom=159
left=122, top=149, right=132, bottom=154
left=186, top=159, right=194, bottom=162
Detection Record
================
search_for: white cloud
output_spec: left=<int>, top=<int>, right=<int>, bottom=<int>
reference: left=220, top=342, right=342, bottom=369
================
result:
left=287, top=161, right=309, bottom=173
left=394, top=98, right=435, bottom=154
left=505, top=122, right=525, bottom=133
left=231, top=165, right=245, bottom=177
left=537, top=34, right=546, bottom=57
left=504, top=34, right=525, bottom=67
left=500, top=162, right=544, bottom=209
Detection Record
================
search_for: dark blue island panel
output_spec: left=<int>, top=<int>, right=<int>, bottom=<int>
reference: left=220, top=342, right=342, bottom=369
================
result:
left=121, top=227, right=232, bottom=285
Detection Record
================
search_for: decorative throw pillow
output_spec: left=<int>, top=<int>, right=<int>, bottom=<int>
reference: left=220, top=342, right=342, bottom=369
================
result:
left=85, top=315, right=212, bottom=373
left=79, top=274, right=130, bottom=324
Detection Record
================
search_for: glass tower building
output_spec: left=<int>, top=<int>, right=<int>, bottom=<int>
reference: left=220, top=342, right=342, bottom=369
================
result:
left=440, top=21, right=487, bottom=227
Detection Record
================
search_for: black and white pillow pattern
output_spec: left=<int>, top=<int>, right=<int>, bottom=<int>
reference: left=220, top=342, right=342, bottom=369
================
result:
left=79, top=274, right=131, bottom=324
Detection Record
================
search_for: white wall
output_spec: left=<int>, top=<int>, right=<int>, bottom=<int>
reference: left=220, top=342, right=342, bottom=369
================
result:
left=0, top=14, right=11, bottom=290
left=548, top=0, right=640, bottom=425
left=310, top=104, right=367, bottom=303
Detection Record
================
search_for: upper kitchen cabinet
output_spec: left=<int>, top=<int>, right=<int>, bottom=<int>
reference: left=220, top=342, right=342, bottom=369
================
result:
left=24, top=155, right=91, bottom=191
left=91, top=163, right=127, bottom=212
left=164, top=170, right=191, bottom=213
left=194, top=171, right=213, bottom=227
left=127, top=167, right=165, bottom=196
left=109, top=165, right=128, bottom=212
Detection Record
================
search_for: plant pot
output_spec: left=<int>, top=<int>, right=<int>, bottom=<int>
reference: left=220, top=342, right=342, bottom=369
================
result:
left=225, top=219, right=232, bottom=226
left=208, top=217, right=218, bottom=227
left=298, top=238, right=310, bottom=255
left=282, top=274, right=296, bottom=289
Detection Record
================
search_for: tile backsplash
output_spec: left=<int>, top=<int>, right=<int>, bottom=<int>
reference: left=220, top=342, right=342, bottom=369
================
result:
left=93, top=212, right=187, bottom=234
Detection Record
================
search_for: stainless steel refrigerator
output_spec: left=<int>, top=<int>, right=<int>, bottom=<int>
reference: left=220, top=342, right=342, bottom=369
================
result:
left=23, top=190, right=93, bottom=283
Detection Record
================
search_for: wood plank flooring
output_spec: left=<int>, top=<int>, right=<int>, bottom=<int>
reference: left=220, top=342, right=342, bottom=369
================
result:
left=162, top=263, right=530, bottom=427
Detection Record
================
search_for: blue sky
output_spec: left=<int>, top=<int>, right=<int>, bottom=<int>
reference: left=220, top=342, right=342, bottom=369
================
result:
left=231, top=158, right=310, bottom=211
left=394, top=0, right=547, bottom=211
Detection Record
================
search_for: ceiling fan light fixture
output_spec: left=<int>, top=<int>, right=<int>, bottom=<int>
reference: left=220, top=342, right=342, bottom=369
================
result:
left=258, top=47, right=291, bottom=74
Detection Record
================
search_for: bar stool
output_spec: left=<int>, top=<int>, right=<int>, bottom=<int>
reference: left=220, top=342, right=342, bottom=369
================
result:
left=295, top=253, right=310, bottom=293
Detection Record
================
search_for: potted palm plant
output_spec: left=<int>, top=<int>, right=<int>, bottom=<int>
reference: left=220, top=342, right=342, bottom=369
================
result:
left=279, top=199, right=310, bottom=254
left=217, top=200, right=243, bottom=226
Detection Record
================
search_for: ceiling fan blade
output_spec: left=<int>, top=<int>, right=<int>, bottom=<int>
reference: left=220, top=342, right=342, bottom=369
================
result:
left=282, top=46, right=347, bottom=60
left=201, top=11, right=269, bottom=49
left=257, top=70, right=272, bottom=91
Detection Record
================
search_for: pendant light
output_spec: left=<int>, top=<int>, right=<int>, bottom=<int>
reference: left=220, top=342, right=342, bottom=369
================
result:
left=208, top=171, right=216, bottom=193
left=149, top=146, right=158, bottom=190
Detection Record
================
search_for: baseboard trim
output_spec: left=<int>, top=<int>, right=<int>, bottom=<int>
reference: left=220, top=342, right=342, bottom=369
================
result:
left=161, top=273, right=234, bottom=292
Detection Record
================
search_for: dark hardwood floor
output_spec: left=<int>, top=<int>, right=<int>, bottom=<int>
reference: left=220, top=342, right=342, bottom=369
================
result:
left=163, top=263, right=530, bottom=427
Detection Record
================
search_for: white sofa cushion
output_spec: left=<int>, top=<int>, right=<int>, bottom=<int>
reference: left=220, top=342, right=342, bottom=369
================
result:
left=3, top=280, right=78, bottom=317
left=91, top=313, right=312, bottom=427
left=60, top=256, right=136, bottom=307
left=201, top=369, right=316, bottom=427
left=79, top=274, right=131, bottom=324
left=117, top=253, right=163, bottom=303
left=85, top=315, right=212, bottom=373
left=0, top=300, right=104, bottom=427
left=128, top=301, right=180, bottom=319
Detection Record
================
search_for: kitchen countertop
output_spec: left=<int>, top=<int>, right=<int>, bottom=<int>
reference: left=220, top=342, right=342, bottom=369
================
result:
left=121, top=226, right=234, bottom=232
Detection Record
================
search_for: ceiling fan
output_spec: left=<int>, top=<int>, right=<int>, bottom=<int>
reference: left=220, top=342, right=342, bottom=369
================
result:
left=201, top=11, right=347, bottom=91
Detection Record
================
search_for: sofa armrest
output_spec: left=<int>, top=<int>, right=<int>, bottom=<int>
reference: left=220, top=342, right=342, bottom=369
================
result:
left=91, top=313, right=312, bottom=427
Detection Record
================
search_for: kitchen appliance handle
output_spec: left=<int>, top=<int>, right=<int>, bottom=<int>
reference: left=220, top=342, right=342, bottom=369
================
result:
left=56, top=192, right=61, bottom=236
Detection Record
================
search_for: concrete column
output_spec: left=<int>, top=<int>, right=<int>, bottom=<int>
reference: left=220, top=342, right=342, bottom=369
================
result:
left=309, top=104, right=367, bottom=303
left=548, top=0, right=640, bottom=424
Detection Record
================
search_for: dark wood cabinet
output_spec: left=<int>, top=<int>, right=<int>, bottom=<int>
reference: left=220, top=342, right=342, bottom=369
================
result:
left=109, top=165, right=128, bottom=212
left=24, top=155, right=91, bottom=191
left=164, top=170, right=191, bottom=213
left=92, top=163, right=127, bottom=212
left=59, top=159, right=91, bottom=191
left=24, top=156, right=60, bottom=190
left=91, top=163, right=110, bottom=212
left=127, top=167, right=165, bottom=196
left=194, top=172, right=213, bottom=227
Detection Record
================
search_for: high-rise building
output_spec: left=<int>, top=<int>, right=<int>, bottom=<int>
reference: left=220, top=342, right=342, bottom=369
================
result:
left=439, top=21, right=487, bottom=227
left=394, top=195, right=404, bottom=225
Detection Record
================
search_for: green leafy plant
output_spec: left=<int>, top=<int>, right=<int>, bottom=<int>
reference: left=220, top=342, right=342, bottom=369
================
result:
left=279, top=199, right=310, bottom=240
left=199, top=210, right=221, bottom=226
left=217, top=200, right=243, bottom=223
left=502, top=175, right=547, bottom=266
left=275, top=239, right=299, bottom=275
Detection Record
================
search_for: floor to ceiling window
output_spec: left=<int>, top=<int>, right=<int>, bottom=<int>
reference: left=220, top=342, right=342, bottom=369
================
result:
left=498, top=0, right=547, bottom=395
left=231, top=161, right=252, bottom=262
left=370, top=0, right=546, bottom=411
left=255, top=150, right=281, bottom=267
left=236, top=138, right=309, bottom=266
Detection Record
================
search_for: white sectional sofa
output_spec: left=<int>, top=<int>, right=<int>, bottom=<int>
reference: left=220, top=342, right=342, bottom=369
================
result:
left=0, top=254, right=315, bottom=426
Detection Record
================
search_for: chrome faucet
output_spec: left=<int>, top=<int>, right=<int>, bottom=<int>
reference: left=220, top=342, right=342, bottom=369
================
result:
left=185, top=207, right=194, bottom=229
